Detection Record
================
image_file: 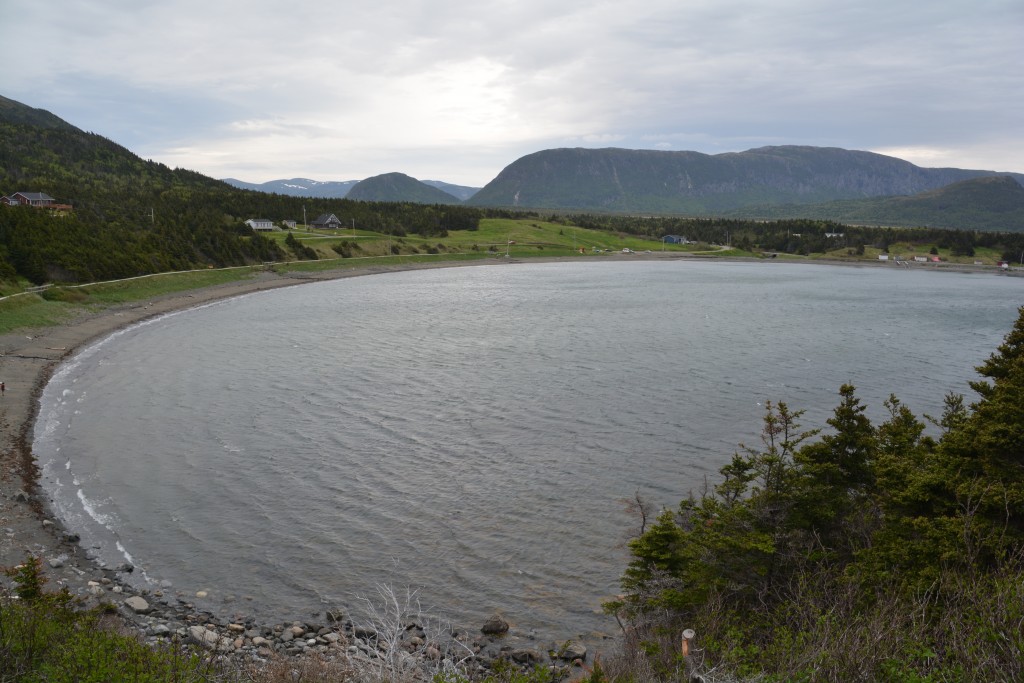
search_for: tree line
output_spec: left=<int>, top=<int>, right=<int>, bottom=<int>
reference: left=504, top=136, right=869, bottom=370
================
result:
left=606, top=308, right=1024, bottom=681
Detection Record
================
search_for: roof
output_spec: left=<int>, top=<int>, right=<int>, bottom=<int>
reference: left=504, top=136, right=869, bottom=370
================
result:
left=311, top=213, right=340, bottom=224
left=13, top=192, right=55, bottom=201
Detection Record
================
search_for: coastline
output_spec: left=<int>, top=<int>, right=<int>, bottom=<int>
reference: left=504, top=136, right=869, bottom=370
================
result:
left=1, top=252, right=1018, bottom=662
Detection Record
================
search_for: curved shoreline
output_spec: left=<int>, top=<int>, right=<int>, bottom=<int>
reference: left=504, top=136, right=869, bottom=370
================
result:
left=1, top=252, right=1018, bottom=660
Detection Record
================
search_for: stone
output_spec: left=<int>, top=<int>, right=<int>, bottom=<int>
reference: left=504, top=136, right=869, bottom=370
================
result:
left=228, top=623, right=245, bottom=632
left=511, top=648, right=545, bottom=665
left=323, top=632, right=341, bottom=644
left=195, top=591, right=208, bottom=598
left=14, top=490, right=30, bottom=503
left=147, top=624, right=171, bottom=637
left=124, top=596, right=152, bottom=614
left=252, top=636, right=269, bottom=648
left=557, top=640, right=587, bottom=661
left=189, top=625, right=220, bottom=650
left=481, top=615, right=510, bottom=635
left=47, top=556, right=64, bottom=569
left=279, top=629, right=294, bottom=643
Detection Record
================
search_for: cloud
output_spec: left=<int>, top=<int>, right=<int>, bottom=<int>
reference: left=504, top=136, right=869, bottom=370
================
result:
left=2, top=0, right=1022, bottom=184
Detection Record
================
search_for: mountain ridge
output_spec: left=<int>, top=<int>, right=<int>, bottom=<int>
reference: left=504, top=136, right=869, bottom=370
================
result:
left=466, top=146, right=1024, bottom=216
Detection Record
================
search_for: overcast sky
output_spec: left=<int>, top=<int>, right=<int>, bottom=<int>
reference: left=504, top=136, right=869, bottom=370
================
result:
left=3, top=0, right=1021, bottom=187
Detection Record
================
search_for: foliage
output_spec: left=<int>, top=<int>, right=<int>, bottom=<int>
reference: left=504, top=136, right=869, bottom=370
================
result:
left=609, top=307, right=1024, bottom=681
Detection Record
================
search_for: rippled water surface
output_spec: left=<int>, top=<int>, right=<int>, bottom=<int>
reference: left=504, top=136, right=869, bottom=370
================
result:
left=34, top=261, right=1024, bottom=639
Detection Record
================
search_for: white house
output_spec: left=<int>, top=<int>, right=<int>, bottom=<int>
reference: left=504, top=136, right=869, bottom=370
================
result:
left=245, top=218, right=276, bottom=231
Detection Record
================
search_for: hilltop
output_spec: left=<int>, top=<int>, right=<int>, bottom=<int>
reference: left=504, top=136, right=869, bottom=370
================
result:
left=346, top=172, right=463, bottom=204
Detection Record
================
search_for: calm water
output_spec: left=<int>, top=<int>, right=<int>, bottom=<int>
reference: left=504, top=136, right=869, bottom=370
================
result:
left=34, top=261, right=1024, bottom=640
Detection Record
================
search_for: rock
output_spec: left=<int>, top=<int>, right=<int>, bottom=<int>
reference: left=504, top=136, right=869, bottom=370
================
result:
left=227, top=623, right=245, bottom=633
left=481, top=615, right=510, bottom=635
left=195, top=591, right=208, bottom=598
left=511, top=648, right=545, bottom=665
left=47, top=556, right=65, bottom=569
left=323, top=632, right=341, bottom=644
left=188, top=625, right=220, bottom=650
left=14, top=490, right=30, bottom=503
left=124, top=596, right=152, bottom=614
left=147, top=624, right=171, bottom=637
left=252, top=636, right=269, bottom=647
left=116, top=562, right=134, bottom=573
left=62, top=531, right=81, bottom=543
left=279, top=629, right=294, bottom=643
left=326, top=609, right=344, bottom=622
left=556, top=640, right=587, bottom=661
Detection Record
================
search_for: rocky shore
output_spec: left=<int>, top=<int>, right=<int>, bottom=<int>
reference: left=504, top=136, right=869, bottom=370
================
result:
left=0, top=259, right=600, bottom=677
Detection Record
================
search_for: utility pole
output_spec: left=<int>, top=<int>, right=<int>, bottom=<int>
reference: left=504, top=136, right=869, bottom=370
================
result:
left=352, top=217, right=355, bottom=237
left=302, top=205, right=306, bottom=229
left=150, top=207, right=154, bottom=225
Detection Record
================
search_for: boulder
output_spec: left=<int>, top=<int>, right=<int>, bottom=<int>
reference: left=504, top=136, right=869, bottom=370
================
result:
left=556, top=640, right=587, bottom=661
left=481, top=615, right=509, bottom=635
left=188, top=625, right=221, bottom=650
left=124, top=596, right=152, bottom=614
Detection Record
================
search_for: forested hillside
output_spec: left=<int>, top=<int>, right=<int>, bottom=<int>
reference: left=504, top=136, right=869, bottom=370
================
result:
left=0, top=96, right=482, bottom=286
left=467, top=146, right=1024, bottom=227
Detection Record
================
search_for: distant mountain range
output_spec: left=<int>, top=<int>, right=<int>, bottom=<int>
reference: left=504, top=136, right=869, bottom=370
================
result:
left=467, top=146, right=1024, bottom=210
left=5, top=91, right=1023, bottom=231
left=222, top=175, right=480, bottom=201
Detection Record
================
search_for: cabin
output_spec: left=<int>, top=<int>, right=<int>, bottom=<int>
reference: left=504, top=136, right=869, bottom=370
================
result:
left=663, top=235, right=690, bottom=244
left=244, top=218, right=276, bottom=231
left=12, top=191, right=55, bottom=207
left=311, top=213, right=342, bottom=230
left=878, top=254, right=889, bottom=261
left=282, top=220, right=297, bottom=229
left=1, top=191, right=72, bottom=212
left=914, top=256, right=929, bottom=263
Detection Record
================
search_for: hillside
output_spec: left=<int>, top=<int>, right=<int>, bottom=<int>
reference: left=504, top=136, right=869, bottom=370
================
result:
left=467, top=146, right=1024, bottom=220
left=346, top=172, right=462, bottom=204
left=727, top=175, right=1024, bottom=231
left=0, top=95, right=481, bottom=287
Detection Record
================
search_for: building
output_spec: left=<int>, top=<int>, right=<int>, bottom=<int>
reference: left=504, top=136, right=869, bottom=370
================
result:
left=663, top=235, right=690, bottom=244
left=244, top=218, right=276, bottom=231
left=1, top=191, right=72, bottom=212
left=282, top=220, right=297, bottom=229
left=311, top=213, right=342, bottom=230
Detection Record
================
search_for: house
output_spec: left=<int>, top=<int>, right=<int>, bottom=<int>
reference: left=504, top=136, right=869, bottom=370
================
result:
left=1, top=191, right=72, bottom=212
left=878, top=254, right=889, bottom=261
left=311, top=213, right=342, bottom=230
left=663, top=235, right=690, bottom=244
left=282, top=220, right=297, bottom=229
left=914, top=256, right=929, bottom=263
left=12, top=191, right=55, bottom=207
left=824, top=232, right=845, bottom=239
left=244, top=218, right=276, bottom=231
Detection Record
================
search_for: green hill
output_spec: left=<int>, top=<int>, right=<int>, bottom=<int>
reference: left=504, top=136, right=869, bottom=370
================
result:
left=346, top=172, right=463, bottom=204
left=467, top=146, right=1024, bottom=225
left=0, top=96, right=481, bottom=287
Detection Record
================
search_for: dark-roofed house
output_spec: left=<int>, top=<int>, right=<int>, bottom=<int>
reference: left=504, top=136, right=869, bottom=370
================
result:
left=9, top=191, right=56, bottom=207
left=311, top=213, right=342, bottom=230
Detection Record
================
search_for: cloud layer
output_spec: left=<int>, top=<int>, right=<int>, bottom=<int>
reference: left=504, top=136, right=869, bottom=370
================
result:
left=3, top=0, right=1022, bottom=185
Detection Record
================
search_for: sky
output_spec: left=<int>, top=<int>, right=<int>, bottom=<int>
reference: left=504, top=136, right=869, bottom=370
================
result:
left=2, top=0, right=1022, bottom=187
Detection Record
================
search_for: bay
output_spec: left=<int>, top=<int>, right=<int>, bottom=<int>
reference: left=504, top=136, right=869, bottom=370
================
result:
left=34, top=260, right=1024, bottom=640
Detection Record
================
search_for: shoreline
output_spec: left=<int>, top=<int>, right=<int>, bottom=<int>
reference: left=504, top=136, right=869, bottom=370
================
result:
left=1, top=252, right=1018, bottom=663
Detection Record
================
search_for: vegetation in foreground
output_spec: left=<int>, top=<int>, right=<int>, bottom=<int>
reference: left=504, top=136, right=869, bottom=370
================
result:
left=604, top=307, right=1024, bottom=682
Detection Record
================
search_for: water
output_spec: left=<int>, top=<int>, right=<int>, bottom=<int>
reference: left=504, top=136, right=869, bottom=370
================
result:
left=34, top=260, right=1024, bottom=640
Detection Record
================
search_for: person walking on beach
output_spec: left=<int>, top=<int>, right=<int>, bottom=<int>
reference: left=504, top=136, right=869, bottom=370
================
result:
left=1, top=381, right=4, bottom=397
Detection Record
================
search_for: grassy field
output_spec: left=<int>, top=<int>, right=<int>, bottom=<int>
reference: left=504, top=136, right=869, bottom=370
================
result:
left=0, top=219, right=747, bottom=334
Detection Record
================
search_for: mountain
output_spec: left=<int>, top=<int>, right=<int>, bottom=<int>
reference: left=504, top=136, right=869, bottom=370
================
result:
left=346, top=172, right=463, bottom=204
left=421, top=180, right=479, bottom=201
left=729, top=175, right=1024, bottom=231
left=221, top=177, right=360, bottom=198
left=466, top=146, right=1024, bottom=216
